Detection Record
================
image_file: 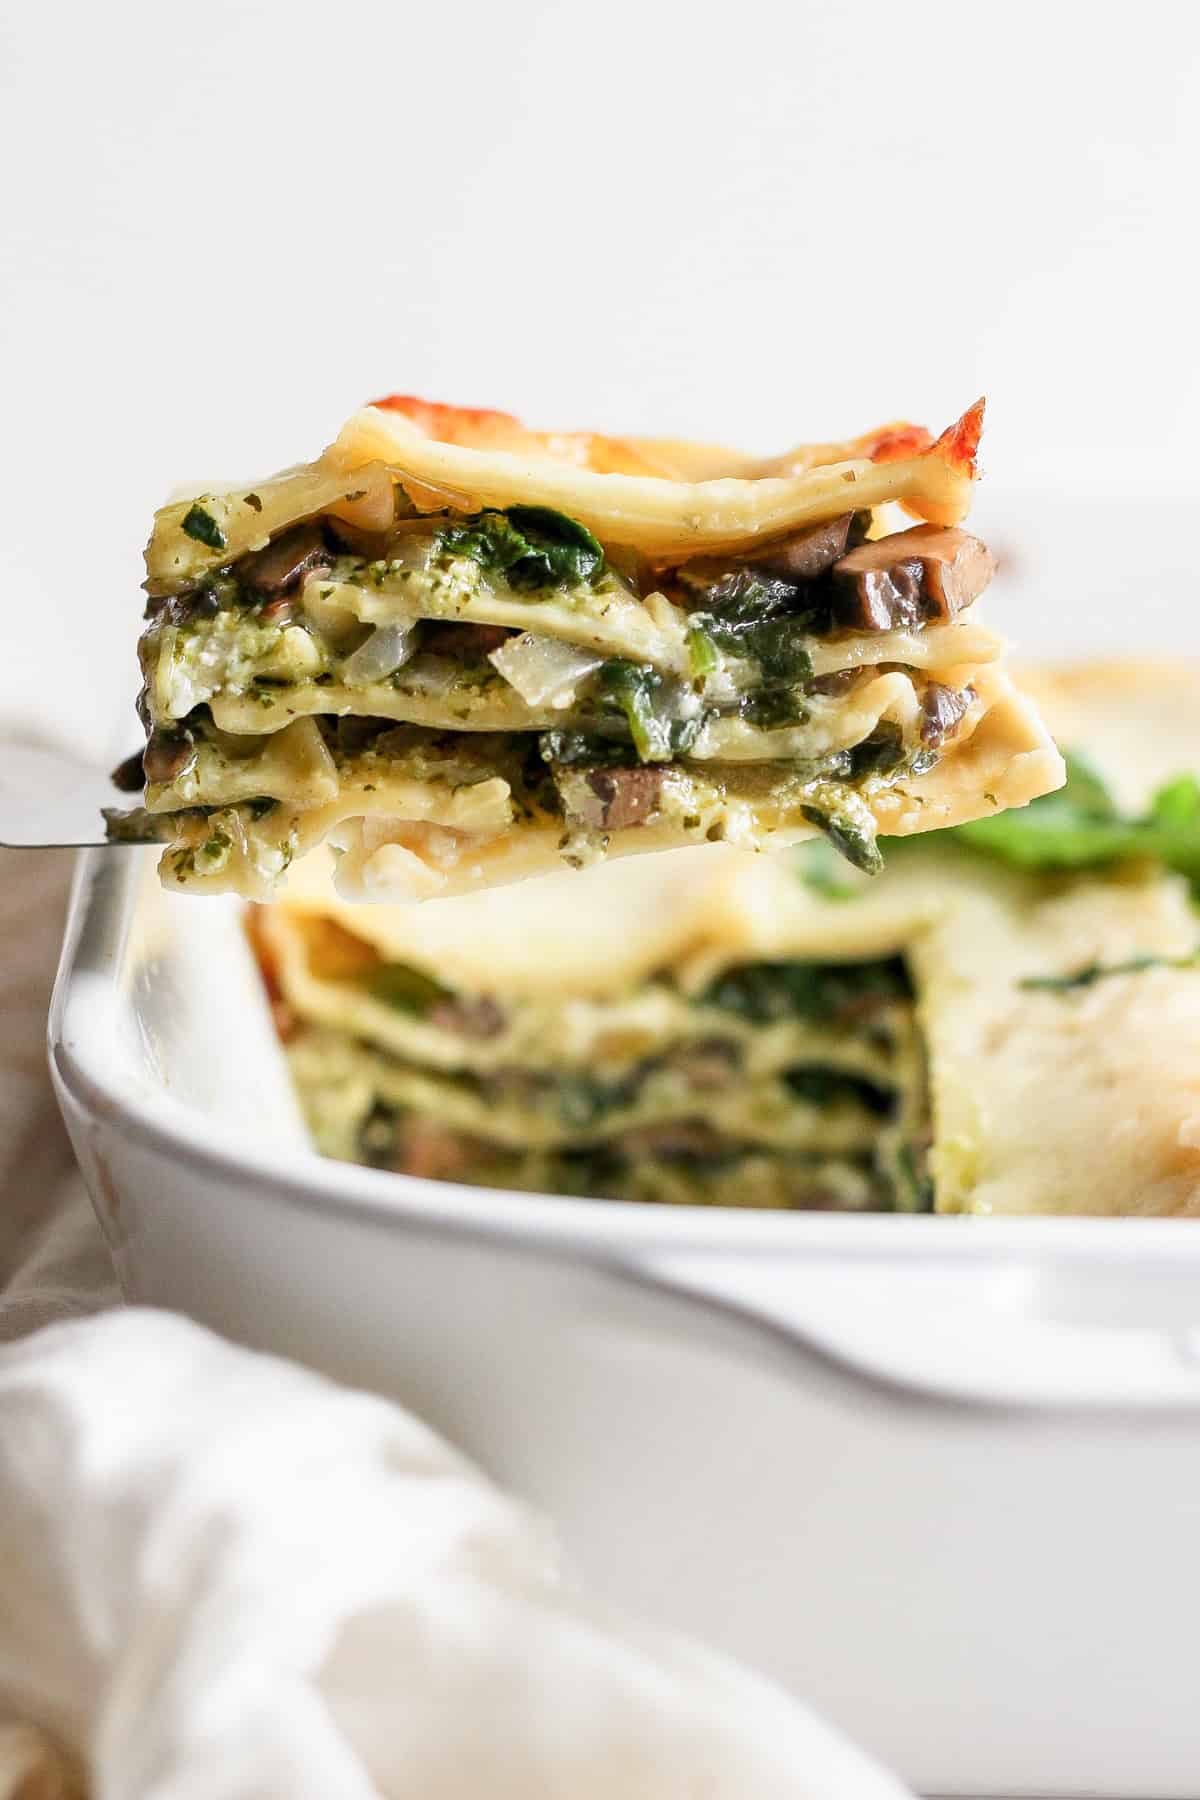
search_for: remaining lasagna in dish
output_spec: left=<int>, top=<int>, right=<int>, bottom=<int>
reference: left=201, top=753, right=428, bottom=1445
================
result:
left=909, top=659, right=1200, bottom=1216
left=252, top=846, right=935, bottom=1210
left=113, top=394, right=1062, bottom=899
left=254, top=662, right=1200, bottom=1216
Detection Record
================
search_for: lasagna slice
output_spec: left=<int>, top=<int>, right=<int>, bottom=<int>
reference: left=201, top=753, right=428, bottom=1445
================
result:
left=116, top=394, right=1062, bottom=899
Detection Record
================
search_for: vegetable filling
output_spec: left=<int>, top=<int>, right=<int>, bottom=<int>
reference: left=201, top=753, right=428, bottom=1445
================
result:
left=252, top=902, right=932, bottom=1213
left=118, top=487, right=997, bottom=892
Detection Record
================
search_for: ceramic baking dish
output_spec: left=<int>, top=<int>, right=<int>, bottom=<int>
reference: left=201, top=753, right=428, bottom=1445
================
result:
left=49, top=841, right=1200, bottom=1799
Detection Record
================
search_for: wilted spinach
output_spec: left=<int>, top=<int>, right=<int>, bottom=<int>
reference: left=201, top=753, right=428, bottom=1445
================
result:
left=437, top=506, right=605, bottom=591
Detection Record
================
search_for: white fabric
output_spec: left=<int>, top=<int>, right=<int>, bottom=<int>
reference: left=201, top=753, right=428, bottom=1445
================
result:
left=0, top=849, right=910, bottom=1800
left=0, top=1310, right=910, bottom=1800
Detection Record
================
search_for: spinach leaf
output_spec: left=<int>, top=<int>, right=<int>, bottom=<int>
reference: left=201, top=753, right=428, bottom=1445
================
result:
left=555, top=1072, right=637, bottom=1129
left=698, top=957, right=910, bottom=1026
left=1019, top=951, right=1200, bottom=993
left=685, top=570, right=820, bottom=685
left=577, top=660, right=709, bottom=764
left=845, top=722, right=906, bottom=780
left=800, top=802, right=883, bottom=874
left=367, top=962, right=452, bottom=1016
left=437, top=506, right=605, bottom=591
left=599, top=660, right=672, bottom=761
left=703, top=570, right=800, bottom=627
left=783, top=1066, right=895, bottom=1114
left=537, top=729, right=636, bottom=769
left=739, top=688, right=810, bottom=731
left=686, top=625, right=719, bottom=679
left=945, top=753, right=1200, bottom=897
left=689, top=605, right=814, bottom=684
left=892, top=1142, right=935, bottom=1212
left=791, top=839, right=863, bottom=902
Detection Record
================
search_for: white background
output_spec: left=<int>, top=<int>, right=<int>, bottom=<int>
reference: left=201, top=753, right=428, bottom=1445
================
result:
left=2, top=0, right=1198, bottom=756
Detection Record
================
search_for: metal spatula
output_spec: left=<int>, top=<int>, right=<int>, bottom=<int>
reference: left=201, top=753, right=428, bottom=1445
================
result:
left=0, top=742, right=144, bottom=848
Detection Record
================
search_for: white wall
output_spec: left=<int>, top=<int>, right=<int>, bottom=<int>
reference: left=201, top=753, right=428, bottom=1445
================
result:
left=2, top=0, right=1197, bottom=752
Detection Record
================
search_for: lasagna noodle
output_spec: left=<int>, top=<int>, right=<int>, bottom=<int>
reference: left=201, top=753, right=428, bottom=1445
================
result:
left=145, top=401, right=979, bottom=591
left=148, top=664, right=993, bottom=804
left=257, top=898, right=914, bottom=1080
left=147, top=604, right=1005, bottom=734
left=290, top=1031, right=905, bottom=1157
left=267, top=839, right=931, bottom=999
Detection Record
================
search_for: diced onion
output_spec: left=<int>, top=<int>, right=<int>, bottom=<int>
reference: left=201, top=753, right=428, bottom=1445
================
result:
left=396, top=656, right=459, bottom=698
left=489, top=633, right=604, bottom=707
left=324, top=461, right=397, bottom=532
left=340, top=622, right=418, bottom=688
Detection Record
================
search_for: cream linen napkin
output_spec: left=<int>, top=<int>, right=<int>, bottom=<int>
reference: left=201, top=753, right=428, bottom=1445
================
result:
left=0, top=849, right=910, bottom=1800
left=0, top=1309, right=912, bottom=1800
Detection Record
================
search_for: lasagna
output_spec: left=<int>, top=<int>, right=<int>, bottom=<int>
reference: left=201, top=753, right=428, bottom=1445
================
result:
left=255, top=662, right=1200, bottom=1216
left=113, top=395, right=1062, bottom=900
left=253, top=847, right=934, bottom=1210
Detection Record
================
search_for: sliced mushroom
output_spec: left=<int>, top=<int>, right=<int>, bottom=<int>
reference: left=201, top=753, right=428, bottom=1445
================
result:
left=109, top=749, right=146, bottom=792
left=921, top=681, right=975, bottom=746
left=142, top=728, right=198, bottom=786
left=832, top=526, right=995, bottom=631
left=150, top=587, right=222, bottom=628
left=580, top=766, right=665, bottom=832
left=390, top=1118, right=481, bottom=1182
left=740, top=513, right=857, bottom=582
left=427, top=995, right=507, bottom=1040
left=671, top=1039, right=742, bottom=1091
left=617, top=1120, right=726, bottom=1158
left=238, top=522, right=332, bottom=598
left=808, top=669, right=860, bottom=698
left=419, top=621, right=513, bottom=659
left=677, top=514, right=857, bottom=595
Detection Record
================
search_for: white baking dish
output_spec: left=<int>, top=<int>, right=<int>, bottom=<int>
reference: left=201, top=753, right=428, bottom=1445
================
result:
left=50, top=841, right=1200, bottom=1799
